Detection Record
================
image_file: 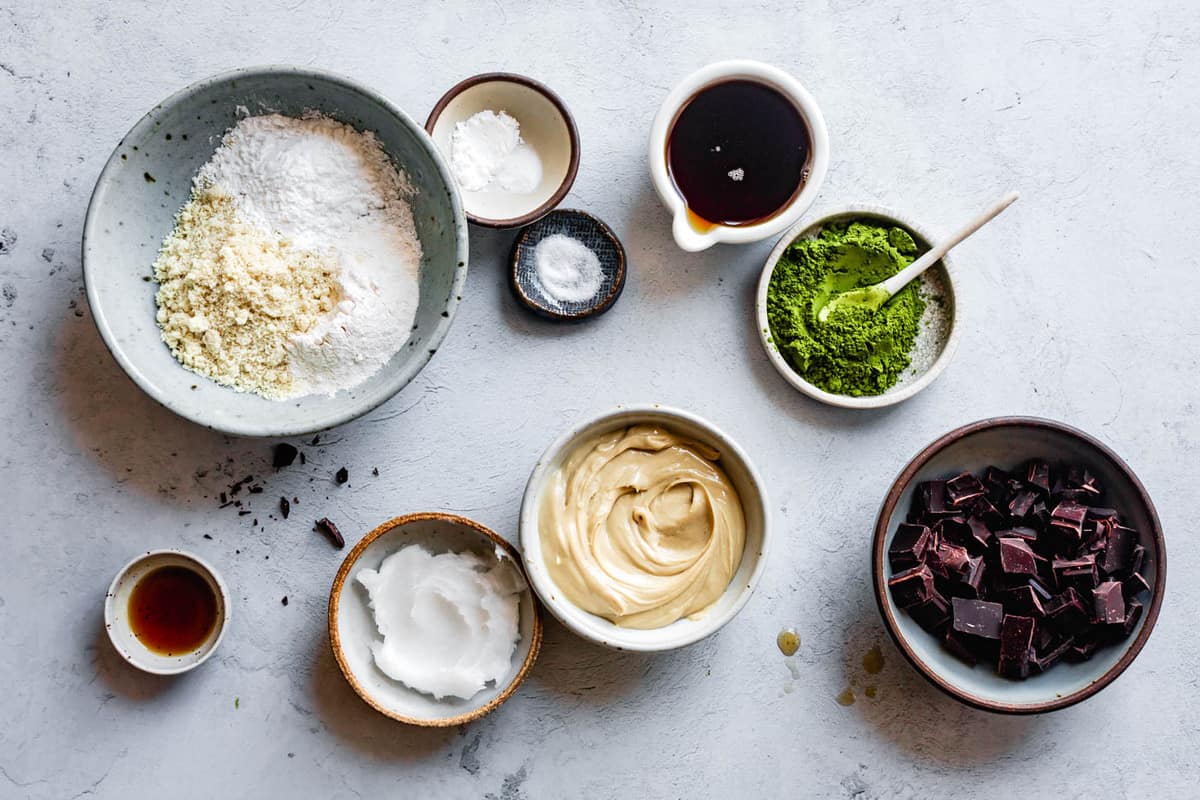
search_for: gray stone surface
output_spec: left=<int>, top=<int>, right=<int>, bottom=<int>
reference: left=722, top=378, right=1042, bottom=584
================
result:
left=1, top=1, right=1197, bottom=797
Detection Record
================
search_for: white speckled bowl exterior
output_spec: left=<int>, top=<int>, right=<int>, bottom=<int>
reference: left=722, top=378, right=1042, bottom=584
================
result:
left=82, top=66, right=469, bottom=437
left=104, top=549, right=230, bottom=676
left=328, top=513, right=542, bottom=727
left=756, top=205, right=961, bottom=409
left=519, top=404, right=771, bottom=652
left=873, top=418, right=1166, bottom=714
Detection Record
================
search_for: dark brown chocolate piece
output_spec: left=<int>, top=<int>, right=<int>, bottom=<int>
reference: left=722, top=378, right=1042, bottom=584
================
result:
left=335, top=467, right=349, bottom=485
left=943, top=629, right=978, bottom=666
left=279, top=496, right=290, bottom=519
left=951, top=598, right=1004, bottom=639
left=908, top=593, right=950, bottom=633
left=315, top=517, right=345, bottom=548
left=888, top=523, right=931, bottom=571
left=1045, top=588, right=1090, bottom=635
left=1002, top=584, right=1046, bottom=617
left=999, top=538, right=1038, bottom=577
left=1050, top=500, right=1088, bottom=543
left=1100, top=525, right=1137, bottom=575
left=1093, top=581, right=1125, bottom=625
left=956, top=556, right=986, bottom=598
left=1025, top=460, right=1051, bottom=496
left=888, top=564, right=935, bottom=608
left=1008, top=490, right=1037, bottom=519
left=932, top=541, right=970, bottom=576
left=1121, top=599, right=1144, bottom=637
left=272, top=443, right=298, bottom=468
left=998, top=614, right=1036, bottom=679
left=946, top=471, right=986, bottom=507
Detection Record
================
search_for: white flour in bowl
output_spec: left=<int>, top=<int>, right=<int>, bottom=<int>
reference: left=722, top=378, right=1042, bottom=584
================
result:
left=154, top=113, right=422, bottom=399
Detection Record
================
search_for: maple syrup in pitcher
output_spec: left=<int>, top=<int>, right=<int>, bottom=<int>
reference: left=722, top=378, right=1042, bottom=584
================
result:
left=666, top=79, right=811, bottom=228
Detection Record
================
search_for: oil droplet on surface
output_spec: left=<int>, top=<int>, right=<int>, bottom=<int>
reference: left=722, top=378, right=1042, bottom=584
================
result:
left=864, top=685, right=878, bottom=699
left=863, top=644, right=885, bottom=674
left=777, top=628, right=800, bottom=657
left=836, top=687, right=856, bottom=706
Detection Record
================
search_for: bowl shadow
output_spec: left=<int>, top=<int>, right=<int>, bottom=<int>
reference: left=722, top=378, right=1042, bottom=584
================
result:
left=89, top=616, right=179, bottom=701
left=308, top=626, right=457, bottom=760
left=836, top=576, right=1041, bottom=764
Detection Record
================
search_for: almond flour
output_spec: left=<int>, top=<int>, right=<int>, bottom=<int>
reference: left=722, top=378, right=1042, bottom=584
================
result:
left=153, top=113, right=422, bottom=399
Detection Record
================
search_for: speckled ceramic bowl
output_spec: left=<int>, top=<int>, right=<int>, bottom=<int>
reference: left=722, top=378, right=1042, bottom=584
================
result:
left=82, top=66, right=469, bottom=437
left=328, top=513, right=542, bottom=727
left=519, top=405, right=770, bottom=652
left=873, top=418, right=1166, bottom=714
left=756, top=205, right=960, bottom=409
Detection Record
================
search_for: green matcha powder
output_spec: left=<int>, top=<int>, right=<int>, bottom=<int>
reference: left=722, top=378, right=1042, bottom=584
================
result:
left=766, top=220, right=926, bottom=397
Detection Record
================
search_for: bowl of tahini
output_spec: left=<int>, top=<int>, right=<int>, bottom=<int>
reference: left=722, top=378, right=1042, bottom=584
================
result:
left=82, top=65, right=469, bottom=436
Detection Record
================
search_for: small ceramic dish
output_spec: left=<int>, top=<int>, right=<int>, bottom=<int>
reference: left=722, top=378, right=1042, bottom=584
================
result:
left=872, top=417, right=1166, bottom=714
left=328, top=512, right=543, bottom=726
left=426, top=73, right=580, bottom=228
left=509, top=209, right=626, bottom=321
left=756, top=205, right=960, bottom=409
left=648, top=59, right=830, bottom=252
left=104, top=549, right=230, bottom=675
left=82, top=65, right=469, bottom=437
left=519, top=404, right=770, bottom=652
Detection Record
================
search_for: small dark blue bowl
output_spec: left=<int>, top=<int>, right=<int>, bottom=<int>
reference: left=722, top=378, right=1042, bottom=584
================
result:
left=509, top=209, right=626, bottom=321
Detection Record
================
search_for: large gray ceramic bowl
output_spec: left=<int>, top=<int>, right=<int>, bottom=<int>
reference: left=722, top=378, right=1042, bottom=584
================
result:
left=872, top=417, right=1165, bottom=714
left=82, top=66, right=468, bottom=437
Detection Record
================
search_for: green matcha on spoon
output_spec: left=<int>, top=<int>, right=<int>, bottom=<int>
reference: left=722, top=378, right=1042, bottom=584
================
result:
left=817, top=191, right=1019, bottom=323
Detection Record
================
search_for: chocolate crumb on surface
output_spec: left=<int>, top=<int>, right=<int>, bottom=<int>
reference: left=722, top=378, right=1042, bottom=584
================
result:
left=315, top=517, right=345, bottom=548
left=272, top=443, right=299, bottom=468
left=282, top=596, right=288, bottom=606
left=280, top=497, right=291, bottom=519
left=335, top=467, right=349, bottom=485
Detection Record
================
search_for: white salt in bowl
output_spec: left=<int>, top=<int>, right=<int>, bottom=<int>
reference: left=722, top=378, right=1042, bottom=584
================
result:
left=425, top=73, right=580, bottom=228
left=82, top=66, right=468, bottom=437
left=756, top=205, right=961, bottom=409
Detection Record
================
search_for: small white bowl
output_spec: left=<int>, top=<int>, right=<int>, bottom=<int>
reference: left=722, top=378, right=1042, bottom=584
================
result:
left=426, top=73, right=580, bottom=228
left=756, top=205, right=962, bottom=409
left=648, top=60, right=830, bottom=252
left=519, top=405, right=770, bottom=652
left=328, top=513, right=542, bottom=726
left=104, top=549, right=230, bottom=675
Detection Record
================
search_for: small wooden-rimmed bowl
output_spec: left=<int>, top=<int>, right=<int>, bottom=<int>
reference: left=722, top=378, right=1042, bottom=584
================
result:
left=426, top=73, right=580, bottom=229
left=509, top=209, right=627, bottom=321
left=328, top=512, right=543, bottom=726
left=872, top=417, right=1166, bottom=714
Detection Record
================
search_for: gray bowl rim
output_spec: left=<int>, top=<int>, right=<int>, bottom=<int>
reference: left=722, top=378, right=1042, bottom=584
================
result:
left=755, top=204, right=962, bottom=409
left=81, top=64, right=470, bottom=437
left=871, top=416, right=1167, bottom=714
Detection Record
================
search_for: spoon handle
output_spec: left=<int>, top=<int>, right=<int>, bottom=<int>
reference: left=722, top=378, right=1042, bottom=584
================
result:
left=881, top=190, right=1019, bottom=297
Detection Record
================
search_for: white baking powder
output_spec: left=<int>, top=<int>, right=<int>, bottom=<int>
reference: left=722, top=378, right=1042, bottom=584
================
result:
left=197, top=113, right=422, bottom=397
left=449, top=110, right=542, bottom=193
left=532, top=234, right=603, bottom=306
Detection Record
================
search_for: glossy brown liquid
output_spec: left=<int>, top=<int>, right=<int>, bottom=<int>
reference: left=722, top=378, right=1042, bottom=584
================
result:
left=667, top=79, right=811, bottom=226
left=128, top=566, right=218, bottom=656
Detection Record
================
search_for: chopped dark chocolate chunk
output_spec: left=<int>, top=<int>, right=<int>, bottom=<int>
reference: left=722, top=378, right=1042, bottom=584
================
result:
left=1045, top=588, right=1090, bottom=635
left=1093, top=581, right=1125, bottom=625
left=1002, top=584, right=1046, bottom=617
left=889, top=524, right=931, bottom=571
left=315, top=517, right=345, bottom=548
left=279, top=497, right=291, bottom=519
left=888, top=564, right=936, bottom=608
left=1007, top=490, right=1037, bottom=520
left=1024, top=460, right=1051, bottom=496
left=999, top=538, right=1038, bottom=577
left=888, top=462, right=1153, bottom=680
left=956, top=556, right=986, bottom=598
left=946, top=471, right=986, bottom=507
left=272, top=443, right=299, bottom=468
left=908, top=593, right=951, bottom=633
left=998, top=615, right=1036, bottom=679
left=335, top=467, right=349, bottom=485
left=1100, top=525, right=1137, bottom=575
left=281, top=596, right=288, bottom=606
left=951, top=598, right=1004, bottom=640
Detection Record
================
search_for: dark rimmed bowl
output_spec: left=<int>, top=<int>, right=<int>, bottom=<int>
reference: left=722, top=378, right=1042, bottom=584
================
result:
left=872, top=417, right=1165, bottom=714
left=509, top=209, right=626, bottom=321
left=425, top=73, right=580, bottom=229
